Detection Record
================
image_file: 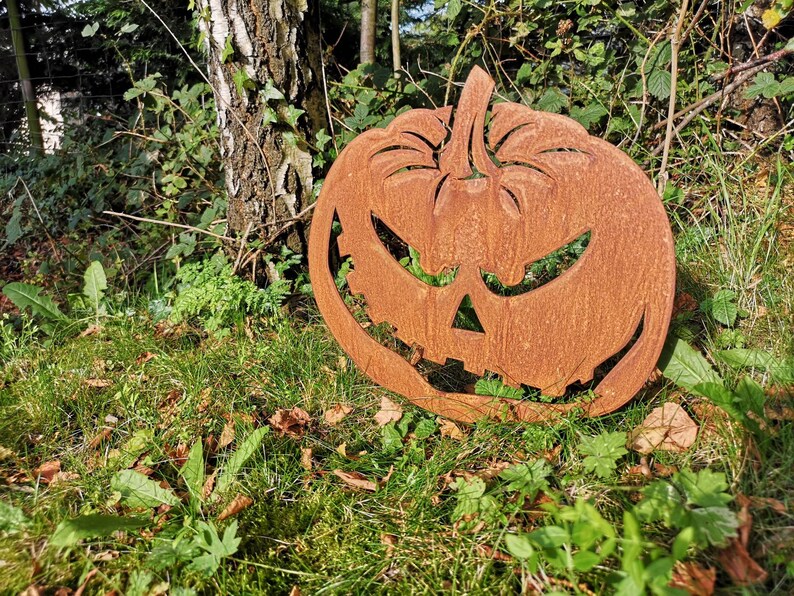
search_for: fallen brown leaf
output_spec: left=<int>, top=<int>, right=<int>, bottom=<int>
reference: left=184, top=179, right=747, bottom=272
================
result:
left=92, top=550, right=120, bottom=562
left=374, top=395, right=402, bottom=427
left=269, top=407, right=311, bottom=438
left=136, top=351, right=156, bottom=365
left=629, top=403, right=698, bottom=454
left=74, top=568, right=98, bottom=596
left=717, top=494, right=768, bottom=586
left=437, top=417, right=466, bottom=440
left=300, top=447, right=313, bottom=471
left=324, top=404, right=353, bottom=426
left=333, top=469, right=377, bottom=492
left=673, top=292, right=698, bottom=317
left=34, top=460, right=61, bottom=484
left=79, top=324, right=101, bottom=337
left=218, top=494, right=254, bottom=521
left=50, top=471, right=80, bottom=485
left=653, top=463, right=678, bottom=477
left=288, top=586, right=301, bottom=596
left=84, top=378, right=112, bottom=388
left=218, top=421, right=236, bottom=449
left=476, top=544, right=513, bottom=562
left=670, top=561, right=716, bottom=595
left=88, top=427, right=112, bottom=449
left=717, top=539, right=768, bottom=586
left=0, top=445, right=14, bottom=460
left=202, top=470, right=217, bottom=500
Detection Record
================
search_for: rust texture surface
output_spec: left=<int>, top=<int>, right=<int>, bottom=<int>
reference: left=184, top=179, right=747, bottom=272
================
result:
left=308, top=66, right=676, bottom=423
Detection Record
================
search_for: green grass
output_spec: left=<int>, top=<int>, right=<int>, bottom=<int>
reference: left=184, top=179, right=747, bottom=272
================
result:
left=0, top=152, right=792, bottom=594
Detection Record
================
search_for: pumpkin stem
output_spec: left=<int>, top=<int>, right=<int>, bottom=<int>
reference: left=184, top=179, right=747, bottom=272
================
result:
left=440, top=66, right=497, bottom=180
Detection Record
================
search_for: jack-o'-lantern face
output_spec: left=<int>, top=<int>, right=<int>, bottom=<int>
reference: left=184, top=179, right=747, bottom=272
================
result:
left=308, top=66, right=676, bottom=423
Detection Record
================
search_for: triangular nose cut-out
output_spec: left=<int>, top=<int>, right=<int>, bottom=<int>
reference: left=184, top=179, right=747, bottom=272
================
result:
left=452, top=295, right=485, bottom=333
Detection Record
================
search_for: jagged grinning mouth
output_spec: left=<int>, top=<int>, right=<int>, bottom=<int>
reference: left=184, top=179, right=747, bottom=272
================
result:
left=371, top=213, right=591, bottom=295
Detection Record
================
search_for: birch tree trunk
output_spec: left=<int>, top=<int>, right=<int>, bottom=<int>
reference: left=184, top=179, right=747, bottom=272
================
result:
left=360, top=0, right=377, bottom=64
left=196, top=0, right=325, bottom=253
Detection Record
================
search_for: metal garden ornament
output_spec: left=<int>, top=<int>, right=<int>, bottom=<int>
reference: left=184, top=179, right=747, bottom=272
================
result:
left=308, top=66, right=676, bottom=423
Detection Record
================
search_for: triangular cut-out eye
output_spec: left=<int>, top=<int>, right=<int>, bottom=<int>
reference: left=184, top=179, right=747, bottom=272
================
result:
left=452, top=295, right=484, bottom=333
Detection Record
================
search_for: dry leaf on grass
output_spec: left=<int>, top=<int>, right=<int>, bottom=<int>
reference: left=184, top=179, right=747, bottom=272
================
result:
left=629, top=403, right=698, bottom=454
left=288, top=586, right=301, bottom=596
left=50, top=471, right=80, bottom=484
left=324, top=404, right=353, bottom=426
left=300, top=447, right=313, bottom=471
left=672, top=292, right=698, bottom=317
left=670, top=561, right=716, bottom=595
left=374, top=396, right=402, bottom=427
left=218, top=494, right=254, bottom=521
left=269, top=407, right=311, bottom=437
left=333, top=466, right=393, bottom=492
left=202, top=470, right=217, bottom=500
left=88, top=427, right=112, bottom=449
left=717, top=495, right=768, bottom=586
left=476, top=544, right=513, bottom=562
left=135, top=351, right=156, bottom=365
left=333, top=470, right=377, bottom=492
left=79, top=324, right=101, bottom=337
left=437, top=417, right=466, bottom=440
left=84, top=378, right=112, bottom=388
left=218, top=421, right=236, bottom=449
left=34, top=460, right=61, bottom=484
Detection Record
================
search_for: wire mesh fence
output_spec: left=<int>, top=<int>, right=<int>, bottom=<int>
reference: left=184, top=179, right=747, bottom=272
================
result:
left=0, top=11, right=201, bottom=157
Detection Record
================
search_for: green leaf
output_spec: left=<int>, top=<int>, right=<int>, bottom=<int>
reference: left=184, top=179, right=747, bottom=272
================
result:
left=413, top=418, right=437, bottom=439
left=676, top=469, right=732, bottom=508
left=535, top=87, right=568, bottom=113
left=499, top=459, right=551, bottom=499
left=578, top=431, right=628, bottom=478
left=693, top=382, right=748, bottom=426
left=745, top=72, right=779, bottom=98
left=188, top=520, right=241, bottom=576
left=715, top=348, right=777, bottom=369
left=689, top=507, right=739, bottom=547
left=2, top=282, right=66, bottom=321
left=221, top=35, right=234, bottom=62
left=381, top=423, right=403, bottom=452
left=180, top=441, right=205, bottom=502
left=734, top=376, right=765, bottom=418
left=83, top=261, right=107, bottom=314
left=570, top=103, right=607, bottom=129
left=527, top=525, right=568, bottom=549
left=119, top=23, right=139, bottom=34
left=111, top=470, right=180, bottom=508
left=451, top=478, right=504, bottom=526
left=285, top=105, right=305, bottom=128
left=658, top=336, right=723, bottom=393
left=446, top=0, right=462, bottom=20
left=710, top=289, right=737, bottom=326
left=50, top=514, right=148, bottom=547
left=261, top=79, right=285, bottom=103
left=215, top=426, right=269, bottom=495
left=0, top=500, right=28, bottom=532
left=474, top=378, right=523, bottom=399
left=647, top=69, right=672, bottom=100
left=81, top=23, right=99, bottom=37
left=505, top=533, right=535, bottom=559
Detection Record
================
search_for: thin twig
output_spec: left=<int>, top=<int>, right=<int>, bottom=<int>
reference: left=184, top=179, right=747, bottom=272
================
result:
left=710, top=47, right=793, bottom=81
left=103, top=210, right=238, bottom=243
left=232, top=222, right=254, bottom=274
left=14, top=177, right=62, bottom=262
left=650, top=63, right=767, bottom=157
left=657, top=0, right=690, bottom=195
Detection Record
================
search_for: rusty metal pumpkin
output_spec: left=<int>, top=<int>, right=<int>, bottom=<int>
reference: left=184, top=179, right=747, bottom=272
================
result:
left=308, top=66, right=675, bottom=423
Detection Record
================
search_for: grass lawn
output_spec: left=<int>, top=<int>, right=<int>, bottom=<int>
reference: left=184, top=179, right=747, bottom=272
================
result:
left=0, top=152, right=792, bottom=594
